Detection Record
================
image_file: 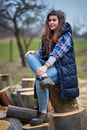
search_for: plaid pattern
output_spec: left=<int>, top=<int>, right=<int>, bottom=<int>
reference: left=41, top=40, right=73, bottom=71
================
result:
left=38, top=32, right=72, bottom=59
left=50, top=33, right=71, bottom=58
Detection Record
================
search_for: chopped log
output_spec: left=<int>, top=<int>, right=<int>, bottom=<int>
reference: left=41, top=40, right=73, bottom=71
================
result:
left=16, top=88, right=53, bottom=112
left=0, top=120, right=10, bottom=130
left=0, top=74, right=12, bottom=90
left=48, top=84, right=86, bottom=130
left=0, top=109, right=7, bottom=119
left=20, top=91, right=37, bottom=109
left=23, top=123, right=49, bottom=130
left=17, top=88, right=34, bottom=92
left=51, top=107, right=86, bottom=130
left=6, top=118, right=23, bottom=130
left=0, top=86, right=15, bottom=106
left=47, top=100, right=53, bottom=112
left=22, top=78, right=35, bottom=88
left=0, top=106, right=7, bottom=119
left=0, top=105, right=7, bottom=110
left=48, top=84, right=79, bottom=113
left=6, top=105, right=37, bottom=123
left=16, top=88, right=34, bottom=106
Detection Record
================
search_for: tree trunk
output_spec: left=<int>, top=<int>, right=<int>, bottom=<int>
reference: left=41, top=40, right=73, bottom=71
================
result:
left=14, top=27, right=26, bottom=67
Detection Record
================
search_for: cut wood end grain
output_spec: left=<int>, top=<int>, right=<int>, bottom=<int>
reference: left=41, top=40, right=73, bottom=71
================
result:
left=22, top=78, right=35, bottom=81
left=17, top=88, right=34, bottom=92
left=23, top=123, right=49, bottom=130
left=0, top=120, right=10, bottom=130
left=52, top=107, right=85, bottom=117
left=20, top=91, right=34, bottom=96
left=0, top=106, right=7, bottom=111
left=0, top=86, right=10, bottom=93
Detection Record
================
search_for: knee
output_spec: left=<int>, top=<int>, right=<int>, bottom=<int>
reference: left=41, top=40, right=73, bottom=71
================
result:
left=25, top=54, right=34, bottom=62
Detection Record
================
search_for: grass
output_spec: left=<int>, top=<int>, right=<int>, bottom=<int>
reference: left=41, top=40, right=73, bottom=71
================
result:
left=74, top=39, right=87, bottom=52
left=0, top=38, right=40, bottom=61
left=74, top=39, right=87, bottom=79
left=0, top=38, right=87, bottom=84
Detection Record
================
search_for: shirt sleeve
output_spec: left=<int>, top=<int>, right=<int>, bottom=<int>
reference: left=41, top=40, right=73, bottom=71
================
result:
left=47, top=33, right=72, bottom=65
left=50, top=33, right=72, bottom=58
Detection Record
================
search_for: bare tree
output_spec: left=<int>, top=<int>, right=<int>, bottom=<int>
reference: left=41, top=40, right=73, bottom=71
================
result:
left=72, top=17, right=87, bottom=39
left=72, top=25, right=80, bottom=39
left=20, top=23, right=43, bottom=52
left=0, top=0, right=46, bottom=67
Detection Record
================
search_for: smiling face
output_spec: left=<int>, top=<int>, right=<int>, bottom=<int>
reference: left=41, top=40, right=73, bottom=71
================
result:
left=48, top=15, right=59, bottom=31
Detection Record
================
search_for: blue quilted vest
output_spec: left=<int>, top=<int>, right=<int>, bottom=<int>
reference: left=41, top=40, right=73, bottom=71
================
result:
left=56, top=38, right=79, bottom=99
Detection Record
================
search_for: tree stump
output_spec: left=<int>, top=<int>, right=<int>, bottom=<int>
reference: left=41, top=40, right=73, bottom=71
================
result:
left=20, top=91, right=37, bottom=109
left=16, top=88, right=34, bottom=107
left=22, top=78, right=35, bottom=88
left=48, top=84, right=86, bottom=130
left=0, top=74, right=12, bottom=90
left=52, top=107, right=86, bottom=130
left=16, top=88, right=53, bottom=112
left=48, top=84, right=79, bottom=113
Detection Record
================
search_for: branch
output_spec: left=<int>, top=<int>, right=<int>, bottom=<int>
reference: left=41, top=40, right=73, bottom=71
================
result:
left=0, top=22, right=14, bottom=32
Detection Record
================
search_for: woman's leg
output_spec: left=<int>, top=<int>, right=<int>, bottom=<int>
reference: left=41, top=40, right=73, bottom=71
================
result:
left=35, top=66, right=58, bottom=113
left=25, top=54, right=45, bottom=74
left=25, top=53, right=58, bottom=84
left=46, top=66, right=58, bottom=84
left=35, top=79, right=49, bottom=113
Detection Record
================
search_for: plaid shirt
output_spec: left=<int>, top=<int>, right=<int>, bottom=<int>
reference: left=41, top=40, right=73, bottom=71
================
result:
left=49, top=32, right=71, bottom=58
left=38, top=32, right=72, bottom=65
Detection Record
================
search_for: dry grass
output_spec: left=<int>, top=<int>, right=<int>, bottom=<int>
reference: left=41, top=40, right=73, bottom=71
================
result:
left=0, top=59, right=87, bottom=88
left=0, top=59, right=35, bottom=84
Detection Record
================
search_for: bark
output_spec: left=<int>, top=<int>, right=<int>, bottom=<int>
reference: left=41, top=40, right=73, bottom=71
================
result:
left=0, top=87, right=15, bottom=106
left=15, top=32, right=26, bottom=67
left=52, top=107, right=86, bottom=130
left=6, top=105, right=37, bottom=123
left=6, top=118, right=23, bottom=130
left=48, top=84, right=79, bottom=113
left=0, top=74, right=11, bottom=90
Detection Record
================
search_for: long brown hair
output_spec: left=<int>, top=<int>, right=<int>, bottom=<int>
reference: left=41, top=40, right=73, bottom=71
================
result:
left=41, top=10, right=66, bottom=57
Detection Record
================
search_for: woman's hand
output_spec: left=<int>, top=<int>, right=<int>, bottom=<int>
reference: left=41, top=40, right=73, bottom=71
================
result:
left=25, top=50, right=36, bottom=57
left=36, top=65, right=48, bottom=76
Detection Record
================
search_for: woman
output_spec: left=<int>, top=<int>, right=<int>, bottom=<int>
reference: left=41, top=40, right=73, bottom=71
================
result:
left=25, top=10, right=79, bottom=126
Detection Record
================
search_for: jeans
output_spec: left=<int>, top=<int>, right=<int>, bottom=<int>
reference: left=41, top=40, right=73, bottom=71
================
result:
left=25, top=54, right=58, bottom=113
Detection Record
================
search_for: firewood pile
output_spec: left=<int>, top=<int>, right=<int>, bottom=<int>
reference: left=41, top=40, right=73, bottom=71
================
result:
left=0, top=74, right=37, bottom=112
left=0, top=74, right=86, bottom=130
left=0, top=74, right=52, bottom=130
left=0, top=74, right=37, bottom=130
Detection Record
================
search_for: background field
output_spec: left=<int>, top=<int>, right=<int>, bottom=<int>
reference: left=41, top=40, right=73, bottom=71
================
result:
left=0, top=38, right=87, bottom=84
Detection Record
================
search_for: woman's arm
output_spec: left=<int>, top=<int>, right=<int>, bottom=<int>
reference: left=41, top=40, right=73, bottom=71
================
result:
left=46, top=32, right=72, bottom=66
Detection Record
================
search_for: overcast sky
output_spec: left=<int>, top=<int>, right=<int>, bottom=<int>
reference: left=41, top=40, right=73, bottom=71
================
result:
left=44, top=0, right=87, bottom=27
